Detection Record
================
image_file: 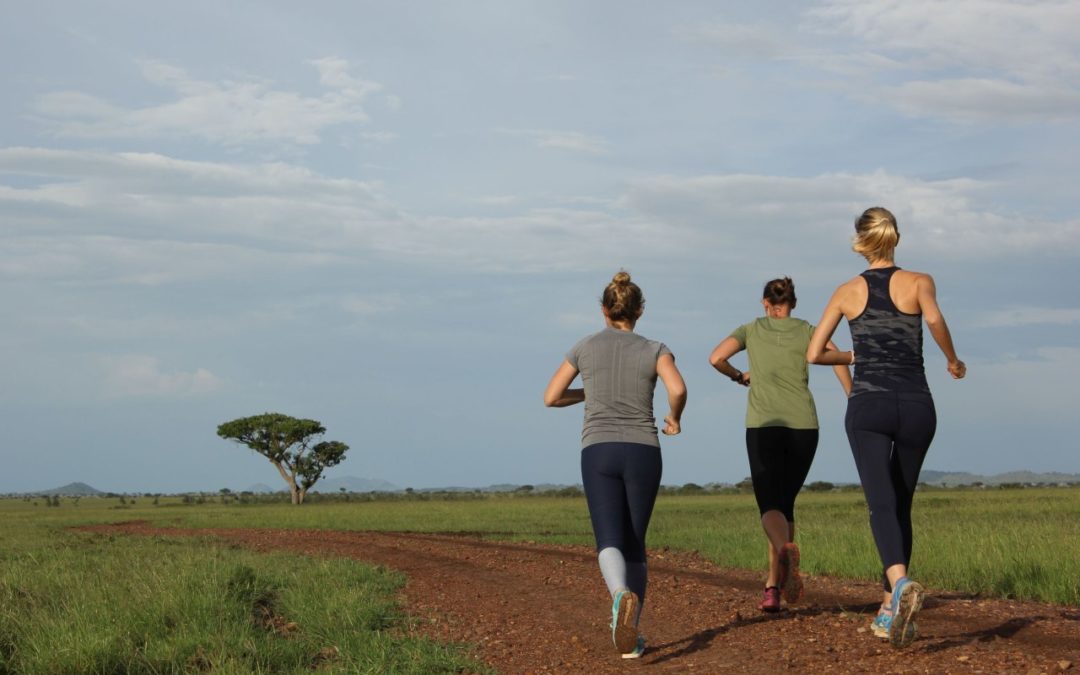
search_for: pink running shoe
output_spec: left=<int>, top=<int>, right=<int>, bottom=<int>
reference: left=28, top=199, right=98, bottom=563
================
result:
left=758, top=586, right=781, bottom=613
left=779, top=543, right=804, bottom=604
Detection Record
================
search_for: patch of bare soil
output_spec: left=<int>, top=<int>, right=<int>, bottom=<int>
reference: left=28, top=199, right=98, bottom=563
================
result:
left=81, top=522, right=1079, bottom=674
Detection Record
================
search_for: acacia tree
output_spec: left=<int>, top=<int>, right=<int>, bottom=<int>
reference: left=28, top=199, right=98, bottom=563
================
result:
left=216, top=413, right=349, bottom=505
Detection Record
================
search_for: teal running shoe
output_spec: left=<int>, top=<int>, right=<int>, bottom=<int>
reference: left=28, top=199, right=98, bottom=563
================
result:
left=611, top=589, right=640, bottom=653
left=870, top=608, right=892, bottom=638
left=888, top=578, right=925, bottom=649
left=871, top=606, right=917, bottom=640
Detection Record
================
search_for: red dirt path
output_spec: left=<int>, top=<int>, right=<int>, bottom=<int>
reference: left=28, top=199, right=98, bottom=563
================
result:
left=82, top=522, right=1079, bottom=674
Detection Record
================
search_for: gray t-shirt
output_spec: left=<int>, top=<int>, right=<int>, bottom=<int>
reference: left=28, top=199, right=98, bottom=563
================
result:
left=566, top=327, right=672, bottom=449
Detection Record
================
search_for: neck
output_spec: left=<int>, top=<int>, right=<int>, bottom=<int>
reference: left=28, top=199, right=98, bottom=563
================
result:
left=606, top=319, right=635, bottom=332
left=868, top=258, right=895, bottom=269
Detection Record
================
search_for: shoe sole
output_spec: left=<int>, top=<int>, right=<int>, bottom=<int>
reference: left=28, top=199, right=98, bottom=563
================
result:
left=889, top=582, right=924, bottom=649
left=780, top=545, right=803, bottom=605
left=612, top=591, right=640, bottom=653
left=621, top=639, right=645, bottom=659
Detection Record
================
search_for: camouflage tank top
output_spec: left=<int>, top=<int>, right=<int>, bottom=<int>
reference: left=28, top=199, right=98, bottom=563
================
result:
left=849, top=267, right=930, bottom=397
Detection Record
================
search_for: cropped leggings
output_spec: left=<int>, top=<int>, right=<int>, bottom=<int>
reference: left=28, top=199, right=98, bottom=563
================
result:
left=581, top=442, right=663, bottom=563
left=845, top=392, right=936, bottom=589
left=745, top=426, right=819, bottom=522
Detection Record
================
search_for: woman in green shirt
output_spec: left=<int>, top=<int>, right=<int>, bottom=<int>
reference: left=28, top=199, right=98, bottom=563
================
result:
left=710, top=277, right=851, bottom=612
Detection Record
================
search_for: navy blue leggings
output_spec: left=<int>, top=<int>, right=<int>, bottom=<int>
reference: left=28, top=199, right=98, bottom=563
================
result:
left=581, top=442, right=662, bottom=563
left=845, top=392, right=936, bottom=589
left=746, top=427, right=818, bottom=521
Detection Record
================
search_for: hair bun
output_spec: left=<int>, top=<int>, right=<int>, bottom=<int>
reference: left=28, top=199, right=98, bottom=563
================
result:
left=612, top=270, right=632, bottom=286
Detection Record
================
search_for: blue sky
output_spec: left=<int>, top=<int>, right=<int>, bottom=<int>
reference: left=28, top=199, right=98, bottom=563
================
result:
left=2, top=1, right=1078, bottom=493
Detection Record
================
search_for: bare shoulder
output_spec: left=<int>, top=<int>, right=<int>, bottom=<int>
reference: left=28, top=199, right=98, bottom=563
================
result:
left=896, top=268, right=933, bottom=282
left=830, top=275, right=868, bottom=318
left=837, top=275, right=865, bottom=294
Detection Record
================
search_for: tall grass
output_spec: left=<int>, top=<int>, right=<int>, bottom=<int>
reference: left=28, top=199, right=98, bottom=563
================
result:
left=0, top=508, right=484, bottom=674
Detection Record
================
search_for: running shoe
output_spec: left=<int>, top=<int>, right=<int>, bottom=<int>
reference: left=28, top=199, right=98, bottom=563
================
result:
left=871, top=608, right=917, bottom=641
left=610, top=589, right=640, bottom=653
left=870, top=608, right=892, bottom=638
left=888, top=578, right=925, bottom=649
left=621, top=636, right=646, bottom=659
left=759, top=586, right=781, bottom=613
left=778, top=543, right=804, bottom=604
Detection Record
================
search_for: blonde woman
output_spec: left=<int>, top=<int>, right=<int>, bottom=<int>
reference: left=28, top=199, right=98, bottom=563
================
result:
left=545, top=271, right=686, bottom=659
left=807, top=207, right=965, bottom=648
left=710, top=277, right=851, bottom=613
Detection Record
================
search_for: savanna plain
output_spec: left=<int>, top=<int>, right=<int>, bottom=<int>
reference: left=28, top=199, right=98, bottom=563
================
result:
left=2, top=487, right=1077, bottom=674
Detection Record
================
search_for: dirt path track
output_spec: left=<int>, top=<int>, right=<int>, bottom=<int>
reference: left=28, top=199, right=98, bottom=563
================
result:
left=85, top=523, right=1079, bottom=674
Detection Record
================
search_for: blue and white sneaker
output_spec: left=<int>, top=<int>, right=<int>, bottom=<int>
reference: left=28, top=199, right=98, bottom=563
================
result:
left=870, top=607, right=916, bottom=640
left=870, top=608, right=892, bottom=638
left=611, top=589, right=640, bottom=653
left=621, top=636, right=646, bottom=659
left=888, top=578, right=925, bottom=649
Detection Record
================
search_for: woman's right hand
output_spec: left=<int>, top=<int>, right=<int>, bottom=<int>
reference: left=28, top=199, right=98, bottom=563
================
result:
left=662, top=415, right=681, bottom=436
left=948, top=360, right=967, bottom=379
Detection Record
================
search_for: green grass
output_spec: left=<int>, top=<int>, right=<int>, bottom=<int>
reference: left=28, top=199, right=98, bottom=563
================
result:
left=2, top=486, right=1076, bottom=672
left=0, top=506, right=485, bottom=675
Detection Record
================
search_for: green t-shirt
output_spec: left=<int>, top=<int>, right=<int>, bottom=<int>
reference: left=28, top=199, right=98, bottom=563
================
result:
left=729, top=317, right=818, bottom=429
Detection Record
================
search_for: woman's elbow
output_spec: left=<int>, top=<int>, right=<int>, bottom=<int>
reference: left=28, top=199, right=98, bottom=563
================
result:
left=806, top=348, right=823, bottom=364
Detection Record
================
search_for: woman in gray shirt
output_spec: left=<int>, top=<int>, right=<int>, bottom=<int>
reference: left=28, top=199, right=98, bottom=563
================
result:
left=544, top=270, right=687, bottom=659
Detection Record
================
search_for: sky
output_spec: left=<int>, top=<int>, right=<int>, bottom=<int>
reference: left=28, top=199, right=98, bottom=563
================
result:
left=2, top=1, right=1078, bottom=494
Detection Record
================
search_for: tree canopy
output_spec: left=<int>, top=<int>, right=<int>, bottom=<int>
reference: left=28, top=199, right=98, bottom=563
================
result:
left=216, top=412, right=349, bottom=505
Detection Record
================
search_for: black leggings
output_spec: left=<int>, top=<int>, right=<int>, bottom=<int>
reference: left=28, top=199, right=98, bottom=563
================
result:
left=845, top=392, right=936, bottom=589
left=581, top=442, right=662, bottom=563
left=745, top=427, right=818, bottom=522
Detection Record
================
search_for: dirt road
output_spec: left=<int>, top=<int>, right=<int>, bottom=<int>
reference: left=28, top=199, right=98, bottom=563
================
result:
left=85, top=523, right=1079, bottom=674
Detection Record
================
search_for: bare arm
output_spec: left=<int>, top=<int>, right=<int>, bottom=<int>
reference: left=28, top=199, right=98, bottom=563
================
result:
left=916, top=274, right=967, bottom=379
left=708, top=336, right=749, bottom=386
left=808, top=286, right=855, bottom=366
left=656, top=353, right=687, bottom=435
left=543, top=360, right=585, bottom=407
left=826, top=339, right=853, bottom=396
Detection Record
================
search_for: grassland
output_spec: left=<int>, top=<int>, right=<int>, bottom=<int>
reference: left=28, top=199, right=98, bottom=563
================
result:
left=2, top=487, right=1077, bottom=673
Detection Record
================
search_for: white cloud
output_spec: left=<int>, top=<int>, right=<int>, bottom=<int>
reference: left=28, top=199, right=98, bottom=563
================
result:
left=890, top=78, right=1080, bottom=123
left=3, top=147, right=1076, bottom=288
left=675, top=21, right=789, bottom=59
left=973, top=308, right=1080, bottom=329
left=340, top=293, right=402, bottom=315
left=33, top=58, right=388, bottom=146
left=498, top=128, right=610, bottom=155
left=620, top=170, right=1080, bottom=259
left=805, top=0, right=1080, bottom=123
left=99, top=354, right=222, bottom=397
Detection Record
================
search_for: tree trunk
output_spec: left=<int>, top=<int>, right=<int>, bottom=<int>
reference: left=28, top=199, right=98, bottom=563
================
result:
left=271, top=460, right=301, bottom=505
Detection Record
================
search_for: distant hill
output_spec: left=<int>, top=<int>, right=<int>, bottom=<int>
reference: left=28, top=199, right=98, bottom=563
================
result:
left=920, top=470, right=1080, bottom=487
left=244, top=483, right=280, bottom=494
left=33, top=482, right=104, bottom=496
left=310, top=476, right=400, bottom=493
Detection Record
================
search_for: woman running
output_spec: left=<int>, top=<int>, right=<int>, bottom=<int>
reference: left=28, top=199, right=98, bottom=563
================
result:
left=807, top=207, right=966, bottom=648
left=710, top=277, right=851, bottom=613
left=544, top=270, right=687, bottom=659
